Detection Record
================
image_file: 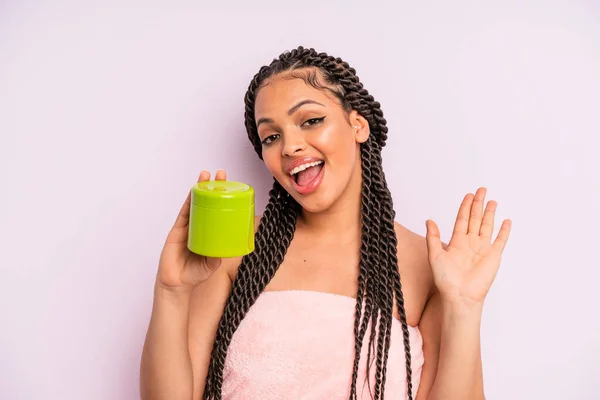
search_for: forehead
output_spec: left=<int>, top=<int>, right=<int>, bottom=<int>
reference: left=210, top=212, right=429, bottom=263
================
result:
left=254, top=76, right=337, bottom=118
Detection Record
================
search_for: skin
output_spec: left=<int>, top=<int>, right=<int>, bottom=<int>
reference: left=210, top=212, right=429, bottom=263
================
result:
left=140, top=69, right=512, bottom=400
left=253, top=74, right=432, bottom=323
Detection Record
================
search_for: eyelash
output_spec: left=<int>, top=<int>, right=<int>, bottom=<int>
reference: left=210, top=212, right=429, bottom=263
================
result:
left=260, top=116, right=326, bottom=146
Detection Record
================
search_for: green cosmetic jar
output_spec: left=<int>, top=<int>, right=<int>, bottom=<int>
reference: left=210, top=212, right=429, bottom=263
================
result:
left=187, top=180, right=255, bottom=258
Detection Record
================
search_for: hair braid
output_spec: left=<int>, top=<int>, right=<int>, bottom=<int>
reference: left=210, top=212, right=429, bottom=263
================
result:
left=350, top=145, right=376, bottom=400
left=203, top=182, right=299, bottom=399
left=297, top=50, right=412, bottom=400
left=371, top=142, right=414, bottom=399
left=363, top=142, right=386, bottom=399
left=355, top=141, right=382, bottom=399
left=370, top=141, right=400, bottom=398
left=204, top=46, right=413, bottom=400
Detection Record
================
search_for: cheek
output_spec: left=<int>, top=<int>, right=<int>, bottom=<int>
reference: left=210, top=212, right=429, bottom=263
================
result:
left=317, top=125, right=356, bottom=161
left=262, top=150, right=283, bottom=175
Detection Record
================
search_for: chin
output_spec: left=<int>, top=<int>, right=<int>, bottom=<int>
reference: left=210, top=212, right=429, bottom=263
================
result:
left=291, top=186, right=341, bottom=214
left=272, top=167, right=351, bottom=214
left=295, top=198, right=331, bottom=213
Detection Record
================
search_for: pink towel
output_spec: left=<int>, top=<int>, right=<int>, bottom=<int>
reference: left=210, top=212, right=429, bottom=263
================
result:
left=223, top=290, right=424, bottom=399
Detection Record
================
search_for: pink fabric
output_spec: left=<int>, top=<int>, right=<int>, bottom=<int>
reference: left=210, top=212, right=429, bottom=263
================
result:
left=223, top=290, right=424, bottom=399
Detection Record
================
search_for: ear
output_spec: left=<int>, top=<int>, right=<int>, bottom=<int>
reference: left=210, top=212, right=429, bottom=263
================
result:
left=349, top=110, right=370, bottom=144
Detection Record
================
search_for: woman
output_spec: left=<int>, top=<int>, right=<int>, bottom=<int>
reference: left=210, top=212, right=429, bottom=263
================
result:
left=140, top=46, right=512, bottom=400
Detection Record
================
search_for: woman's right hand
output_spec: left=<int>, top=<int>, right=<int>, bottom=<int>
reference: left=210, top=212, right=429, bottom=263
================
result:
left=156, top=170, right=226, bottom=290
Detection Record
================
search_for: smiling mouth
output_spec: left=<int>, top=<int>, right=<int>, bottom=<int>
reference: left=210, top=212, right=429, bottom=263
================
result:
left=291, top=161, right=324, bottom=185
left=289, top=161, right=325, bottom=195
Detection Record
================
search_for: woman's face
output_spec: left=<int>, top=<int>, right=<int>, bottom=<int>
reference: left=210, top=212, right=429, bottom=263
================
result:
left=254, top=71, right=370, bottom=213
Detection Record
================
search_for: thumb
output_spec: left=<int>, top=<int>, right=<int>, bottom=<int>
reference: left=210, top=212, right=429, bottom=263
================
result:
left=425, top=220, right=444, bottom=262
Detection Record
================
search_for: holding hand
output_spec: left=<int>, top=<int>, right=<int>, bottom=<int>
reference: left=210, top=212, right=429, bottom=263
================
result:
left=157, top=170, right=227, bottom=290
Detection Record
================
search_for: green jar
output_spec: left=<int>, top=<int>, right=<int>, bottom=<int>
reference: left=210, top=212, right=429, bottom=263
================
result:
left=187, top=180, right=255, bottom=258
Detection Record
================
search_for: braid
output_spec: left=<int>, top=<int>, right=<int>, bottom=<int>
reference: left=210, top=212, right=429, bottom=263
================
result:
left=370, top=142, right=392, bottom=400
left=371, top=141, right=413, bottom=399
left=203, top=182, right=299, bottom=399
left=350, top=145, right=375, bottom=400
left=204, top=46, right=413, bottom=400
left=363, top=140, right=385, bottom=399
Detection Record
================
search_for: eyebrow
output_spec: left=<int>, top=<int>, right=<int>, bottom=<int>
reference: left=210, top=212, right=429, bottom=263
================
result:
left=256, top=99, right=326, bottom=129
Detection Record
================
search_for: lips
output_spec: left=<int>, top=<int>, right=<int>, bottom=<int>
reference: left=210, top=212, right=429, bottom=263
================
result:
left=285, top=156, right=324, bottom=175
left=290, top=163, right=325, bottom=195
left=283, top=156, right=326, bottom=196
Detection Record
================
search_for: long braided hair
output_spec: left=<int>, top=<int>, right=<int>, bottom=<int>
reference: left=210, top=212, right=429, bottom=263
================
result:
left=203, top=46, right=413, bottom=400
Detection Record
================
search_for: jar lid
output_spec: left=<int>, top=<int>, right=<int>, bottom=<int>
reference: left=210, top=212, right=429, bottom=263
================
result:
left=191, top=180, right=254, bottom=209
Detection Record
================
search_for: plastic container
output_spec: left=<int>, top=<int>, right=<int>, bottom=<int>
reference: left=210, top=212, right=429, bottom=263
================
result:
left=187, top=180, right=255, bottom=258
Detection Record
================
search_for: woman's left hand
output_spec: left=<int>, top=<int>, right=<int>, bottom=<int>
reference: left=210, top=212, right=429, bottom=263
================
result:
left=425, top=187, right=512, bottom=306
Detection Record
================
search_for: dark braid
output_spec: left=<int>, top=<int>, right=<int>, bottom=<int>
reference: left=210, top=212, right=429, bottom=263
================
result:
left=371, top=140, right=412, bottom=399
left=363, top=139, right=385, bottom=399
left=351, top=145, right=377, bottom=399
left=203, top=46, right=413, bottom=400
left=351, top=142, right=379, bottom=399
left=204, top=181, right=298, bottom=397
left=370, top=141, right=392, bottom=400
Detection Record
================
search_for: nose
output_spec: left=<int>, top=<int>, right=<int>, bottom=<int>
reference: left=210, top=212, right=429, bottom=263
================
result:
left=281, top=131, right=306, bottom=157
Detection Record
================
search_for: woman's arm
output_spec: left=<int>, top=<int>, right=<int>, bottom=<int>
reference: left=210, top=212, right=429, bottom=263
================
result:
left=140, top=283, right=195, bottom=400
left=140, top=215, right=260, bottom=400
left=188, top=263, right=236, bottom=399
left=417, top=188, right=511, bottom=400
left=140, top=263, right=235, bottom=400
left=415, top=290, right=485, bottom=400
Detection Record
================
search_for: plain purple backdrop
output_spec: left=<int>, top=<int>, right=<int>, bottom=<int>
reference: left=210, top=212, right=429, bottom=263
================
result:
left=1, top=1, right=599, bottom=399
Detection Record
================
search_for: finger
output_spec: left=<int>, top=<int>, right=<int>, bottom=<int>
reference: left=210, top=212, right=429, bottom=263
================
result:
left=215, top=169, right=227, bottom=181
left=425, top=220, right=444, bottom=262
left=173, top=170, right=210, bottom=229
left=491, top=219, right=512, bottom=256
left=468, top=187, right=487, bottom=235
left=479, top=200, right=497, bottom=242
left=452, top=193, right=474, bottom=237
left=198, top=170, right=211, bottom=182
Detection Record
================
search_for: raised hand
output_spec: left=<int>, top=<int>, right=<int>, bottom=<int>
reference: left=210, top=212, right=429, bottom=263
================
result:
left=425, top=187, right=512, bottom=305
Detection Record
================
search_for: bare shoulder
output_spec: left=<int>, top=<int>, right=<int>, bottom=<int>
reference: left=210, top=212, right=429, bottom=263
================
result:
left=393, top=221, right=431, bottom=278
left=393, top=221, right=436, bottom=324
left=393, top=221, right=448, bottom=296
left=394, top=221, right=427, bottom=255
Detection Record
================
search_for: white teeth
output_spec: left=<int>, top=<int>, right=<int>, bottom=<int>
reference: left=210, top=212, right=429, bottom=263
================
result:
left=289, top=160, right=324, bottom=176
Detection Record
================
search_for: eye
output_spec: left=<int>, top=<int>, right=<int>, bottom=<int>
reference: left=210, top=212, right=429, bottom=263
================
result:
left=303, top=116, right=326, bottom=127
left=261, top=134, right=279, bottom=146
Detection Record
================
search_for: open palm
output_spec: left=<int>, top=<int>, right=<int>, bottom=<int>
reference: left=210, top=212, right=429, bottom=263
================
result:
left=425, top=187, right=512, bottom=304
